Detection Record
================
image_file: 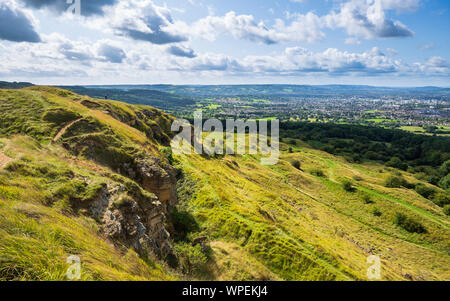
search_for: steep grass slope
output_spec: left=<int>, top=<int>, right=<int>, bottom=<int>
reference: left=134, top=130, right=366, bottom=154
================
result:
left=174, top=140, right=449, bottom=281
left=0, top=87, right=177, bottom=280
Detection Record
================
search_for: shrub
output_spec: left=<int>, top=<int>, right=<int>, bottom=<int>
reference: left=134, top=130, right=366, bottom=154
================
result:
left=414, top=184, right=437, bottom=200
left=174, top=242, right=208, bottom=276
left=362, top=193, right=374, bottom=204
left=432, top=193, right=450, bottom=207
left=160, top=147, right=174, bottom=165
left=384, top=175, right=410, bottom=188
left=112, top=194, right=134, bottom=209
left=438, top=174, right=450, bottom=191
left=443, top=205, right=450, bottom=216
left=309, top=169, right=325, bottom=177
left=291, top=160, right=301, bottom=170
left=342, top=179, right=355, bottom=192
left=394, top=213, right=426, bottom=234
left=372, top=208, right=382, bottom=217
left=386, top=157, right=408, bottom=171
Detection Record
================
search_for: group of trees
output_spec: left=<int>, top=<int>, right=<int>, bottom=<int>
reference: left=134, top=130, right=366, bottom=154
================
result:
left=280, top=121, right=450, bottom=191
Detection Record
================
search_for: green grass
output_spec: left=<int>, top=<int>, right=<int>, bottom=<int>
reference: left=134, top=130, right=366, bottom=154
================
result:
left=1, top=86, right=449, bottom=281
left=174, top=137, right=450, bottom=281
left=0, top=87, right=181, bottom=281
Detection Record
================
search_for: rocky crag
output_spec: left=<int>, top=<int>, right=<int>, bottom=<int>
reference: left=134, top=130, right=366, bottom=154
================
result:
left=0, top=86, right=179, bottom=259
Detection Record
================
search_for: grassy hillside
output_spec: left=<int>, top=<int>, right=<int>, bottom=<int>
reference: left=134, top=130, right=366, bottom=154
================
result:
left=0, top=87, right=178, bottom=280
left=0, top=86, right=448, bottom=281
left=173, top=139, right=449, bottom=281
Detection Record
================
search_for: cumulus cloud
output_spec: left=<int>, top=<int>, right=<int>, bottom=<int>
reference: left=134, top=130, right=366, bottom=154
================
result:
left=184, top=0, right=415, bottom=44
left=15, top=0, right=417, bottom=46
left=0, top=0, right=444, bottom=82
left=0, top=1, right=40, bottom=42
left=18, top=0, right=118, bottom=16
left=97, top=43, right=126, bottom=63
left=15, top=33, right=127, bottom=65
left=90, top=0, right=187, bottom=44
left=235, top=47, right=400, bottom=75
left=130, top=46, right=408, bottom=76
left=189, top=11, right=324, bottom=44
left=324, top=0, right=415, bottom=39
left=57, top=40, right=93, bottom=62
left=167, top=45, right=196, bottom=58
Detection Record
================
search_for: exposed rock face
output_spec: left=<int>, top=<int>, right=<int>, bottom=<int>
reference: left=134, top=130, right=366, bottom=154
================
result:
left=136, top=158, right=178, bottom=214
left=89, top=184, right=173, bottom=257
left=53, top=99, right=179, bottom=258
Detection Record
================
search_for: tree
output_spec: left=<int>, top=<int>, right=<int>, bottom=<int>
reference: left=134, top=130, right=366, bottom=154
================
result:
left=342, top=179, right=355, bottom=192
left=384, top=175, right=407, bottom=188
left=291, top=160, right=301, bottom=170
left=443, top=205, right=450, bottom=216
left=415, top=184, right=436, bottom=200
left=394, top=213, right=426, bottom=233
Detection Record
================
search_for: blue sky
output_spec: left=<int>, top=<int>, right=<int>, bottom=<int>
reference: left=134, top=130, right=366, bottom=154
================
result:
left=0, top=0, right=449, bottom=86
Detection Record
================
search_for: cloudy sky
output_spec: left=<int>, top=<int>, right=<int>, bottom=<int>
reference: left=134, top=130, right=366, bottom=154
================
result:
left=0, top=0, right=449, bottom=86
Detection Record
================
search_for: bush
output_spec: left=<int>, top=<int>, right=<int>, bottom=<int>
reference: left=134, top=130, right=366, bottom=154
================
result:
left=386, top=157, right=408, bottom=171
left=432, top=193, right=450, bottom=207
left=414, top=184, right=437, bottom=200
left=372, top=208, right=382, bottom=217
left=291, top=160, right=301, bottom=170
left=438, top=174, right=450, bottom=190
left=174, top=242, right=208, bottom=276
left=160, top=147, right=174, bottom=165
left=394, top=213, right=426, bottom=234
left=443, top=205, right=450, bottom=216
left=309, top=169, right=325, bottom=177
left=362, top=193, right=374, bottom=204
left=112, top=194, right=134, bottom=209
left=384, top=175, right=410, bottom=188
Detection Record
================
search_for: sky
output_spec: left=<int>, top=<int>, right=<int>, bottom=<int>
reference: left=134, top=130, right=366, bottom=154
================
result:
left=0, top=0, right=449, bottom=86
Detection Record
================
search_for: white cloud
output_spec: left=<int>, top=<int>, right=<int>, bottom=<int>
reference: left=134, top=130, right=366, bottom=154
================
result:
left=189, top=11, right=324, bottom=44
left=324, top=0, right=414, bottom=39
left=0, top=0, right=40, bottom=42
left=88, top=0, right=188, bottom=44
left=413, top=56, right=450, bottom=74
left=0, top=0, right=445, bottom=84
left=167, top=45, right=196, bottom=58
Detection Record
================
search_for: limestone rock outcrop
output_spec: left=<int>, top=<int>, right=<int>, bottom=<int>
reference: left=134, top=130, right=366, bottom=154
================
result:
left=89, top=184, right=173, bottom=257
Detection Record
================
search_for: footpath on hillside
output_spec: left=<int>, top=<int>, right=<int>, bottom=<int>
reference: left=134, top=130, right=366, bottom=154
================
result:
left=52, top=118, right=82, bottom=142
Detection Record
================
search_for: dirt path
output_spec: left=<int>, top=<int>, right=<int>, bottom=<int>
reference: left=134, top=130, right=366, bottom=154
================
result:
left=53, top=118, right=82, bottom=142
left=0, top=152, right=12, bottom=169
